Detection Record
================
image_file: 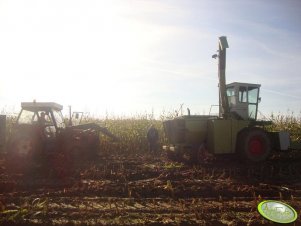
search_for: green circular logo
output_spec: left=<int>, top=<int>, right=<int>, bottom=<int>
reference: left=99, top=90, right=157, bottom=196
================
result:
left=258, top=200, right=298, bottom=224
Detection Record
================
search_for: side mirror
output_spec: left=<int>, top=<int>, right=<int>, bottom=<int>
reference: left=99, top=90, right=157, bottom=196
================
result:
left=258, top=97, right=262, bottom=103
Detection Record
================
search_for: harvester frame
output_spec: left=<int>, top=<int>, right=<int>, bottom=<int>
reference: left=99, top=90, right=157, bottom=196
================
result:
left=163, top=36, right=291, bottom=164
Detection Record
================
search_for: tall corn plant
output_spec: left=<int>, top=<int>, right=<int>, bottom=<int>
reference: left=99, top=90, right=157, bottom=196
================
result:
left=4, top=115, right=18, bottom=141
left=267, top=112, right=301, bottom=142
left=82, top=114, right=167, bottom=154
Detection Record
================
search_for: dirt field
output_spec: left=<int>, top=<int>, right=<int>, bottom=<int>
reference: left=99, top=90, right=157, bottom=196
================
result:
left=0, top=152, right=300, bottom=226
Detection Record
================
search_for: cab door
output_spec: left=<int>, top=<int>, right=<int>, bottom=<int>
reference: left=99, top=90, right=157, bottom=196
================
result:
left=247, top=87, right=260, bottom=120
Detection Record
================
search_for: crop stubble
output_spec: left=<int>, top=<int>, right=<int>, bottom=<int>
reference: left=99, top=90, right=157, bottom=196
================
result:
left=0, top=151, right=300, bottom=226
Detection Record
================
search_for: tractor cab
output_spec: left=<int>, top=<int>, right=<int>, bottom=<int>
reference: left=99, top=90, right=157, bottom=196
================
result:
left=17, top=102, right=65, bottom=138
left=226, top=82, right=261, bottom=120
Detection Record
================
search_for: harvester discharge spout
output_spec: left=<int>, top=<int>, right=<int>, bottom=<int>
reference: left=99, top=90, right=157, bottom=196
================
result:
left=217, top=36, right=230, bottom=119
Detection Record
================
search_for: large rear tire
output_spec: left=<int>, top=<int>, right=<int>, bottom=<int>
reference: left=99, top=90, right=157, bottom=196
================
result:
left=6, top=133, right=41, bottom=173
left=237, top=128, right=271, bottom=163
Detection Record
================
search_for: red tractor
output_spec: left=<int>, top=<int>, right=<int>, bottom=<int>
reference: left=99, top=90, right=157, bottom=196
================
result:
left=6, top=102, right=117, bottom=176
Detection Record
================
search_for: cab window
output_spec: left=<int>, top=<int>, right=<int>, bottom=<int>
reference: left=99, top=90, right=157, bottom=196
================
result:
left=18, top=110, right=39, bottom=124
left=248, top=87, right=259, bottom=104
left=239, top=86, right=247, bottom=103
left=226, top=87, right=235, bottom=96
left=53, top=110, right=66, bottom=129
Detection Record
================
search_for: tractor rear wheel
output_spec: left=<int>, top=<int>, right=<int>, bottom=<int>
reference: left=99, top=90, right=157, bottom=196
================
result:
left=6, top=134, right=41, bottom=172
left=237, top=128, right=271, bottom=163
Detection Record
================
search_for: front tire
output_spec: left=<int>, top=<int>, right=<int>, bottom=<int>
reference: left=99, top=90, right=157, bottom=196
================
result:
left=237, top=128, right=271, bottom=163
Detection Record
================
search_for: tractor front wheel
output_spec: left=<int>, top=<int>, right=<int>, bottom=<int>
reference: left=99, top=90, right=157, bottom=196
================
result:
left=237, top=128, right=271, bottom=163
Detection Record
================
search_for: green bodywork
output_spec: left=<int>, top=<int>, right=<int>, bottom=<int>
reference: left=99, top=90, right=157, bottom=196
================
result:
left=163, top=116, right=250, bottom=155
left=207, top=119, right=249, bottom=154
left=163, top=115, right=213, bottom=145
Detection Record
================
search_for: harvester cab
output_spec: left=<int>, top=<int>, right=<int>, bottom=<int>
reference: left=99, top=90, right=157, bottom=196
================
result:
left=215, top=36, right=261, bottom=121
left=226, top=82, right=261, bottom=121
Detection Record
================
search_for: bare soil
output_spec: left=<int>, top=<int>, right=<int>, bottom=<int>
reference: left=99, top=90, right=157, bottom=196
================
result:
left=0, top=152, right=300, bottom=226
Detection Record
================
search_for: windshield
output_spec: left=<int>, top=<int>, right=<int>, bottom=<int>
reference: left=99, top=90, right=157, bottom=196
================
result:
left=53, top=110, right=66, bottom=128
left=248, top=87, right=259, bottom=103
left=18, top=110, right=39, bottom=124
left=18, top=109, right=54, bottom=126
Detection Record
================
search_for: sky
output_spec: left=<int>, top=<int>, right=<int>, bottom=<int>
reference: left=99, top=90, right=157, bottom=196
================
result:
left=0, top=0, right=301, bottom=118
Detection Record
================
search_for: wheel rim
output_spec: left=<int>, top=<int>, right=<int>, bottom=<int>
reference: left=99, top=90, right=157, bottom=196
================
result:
left=248, top=136, right=264, bottom=156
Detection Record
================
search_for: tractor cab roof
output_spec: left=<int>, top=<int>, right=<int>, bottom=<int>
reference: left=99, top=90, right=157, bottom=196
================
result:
left=21, top=102, right=63, bottom=112
left=226, top=82, right=261, bottom=88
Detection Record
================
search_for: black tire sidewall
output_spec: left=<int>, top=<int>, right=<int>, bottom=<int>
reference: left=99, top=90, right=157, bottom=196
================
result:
left=239, top=128, right=271, bottom=163
left=6, top=133, right=41, bottom=172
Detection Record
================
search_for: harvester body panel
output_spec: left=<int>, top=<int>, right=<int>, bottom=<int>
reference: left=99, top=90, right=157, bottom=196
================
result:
left=163, top=115, right=215, bottom=146
left=207, top=119, right=249, bottom=154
